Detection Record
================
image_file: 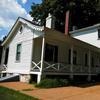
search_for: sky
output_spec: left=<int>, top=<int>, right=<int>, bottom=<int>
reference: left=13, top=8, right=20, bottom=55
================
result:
left=0, top=0, right=42, bottom=40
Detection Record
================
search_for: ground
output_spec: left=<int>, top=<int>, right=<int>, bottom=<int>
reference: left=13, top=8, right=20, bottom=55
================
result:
left=0, top=86, right=38, bottom=100
left=1, top=82, right=100, bottom=100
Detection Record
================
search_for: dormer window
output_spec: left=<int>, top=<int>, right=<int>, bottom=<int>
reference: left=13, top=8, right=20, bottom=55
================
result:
left=19, top=25, right=23, bottom=33
left=98, top=29, right=100, bottom=39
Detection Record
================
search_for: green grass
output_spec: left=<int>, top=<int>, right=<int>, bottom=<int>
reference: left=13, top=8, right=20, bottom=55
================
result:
left=0, top=86, right=38, bottom=100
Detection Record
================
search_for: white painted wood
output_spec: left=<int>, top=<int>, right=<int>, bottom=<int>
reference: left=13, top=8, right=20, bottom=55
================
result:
left=2, top=18, right=44, bottom=46
left=2, top=17, right=100, bottom=80
left=88, top=50, right=91, bottom=73
left=70, top=45, right=74, bottom=79
left=32, top=38, right=42, bottom=62
left=33, top=30, right=44, bottom=38
left=40, top=37, right=45, bottom=72
left=88, top=50, right=91, bottom=81
left=30, top=39, right=34, bottom=73
left=37, top=74, right=41, bottom=83
left=71, top=28, right=100, bottom=48
left=7, top=25, right=34, bottom=74
left=46, top=13, right=55, bottom=29
left=1, top=47, right=6, bottom=66
left=31, top=61, right=41, bottom=71
left=36, top=36, right=45, bottom=83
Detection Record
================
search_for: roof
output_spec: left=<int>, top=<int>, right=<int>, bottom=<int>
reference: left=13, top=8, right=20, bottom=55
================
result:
left=21, top=17, right=42, bottom=26
left=2, top=17, right=100, bottom=53
left=70, top=23, right=100, bottom=34
left=2, top=17, right=44, bottom=46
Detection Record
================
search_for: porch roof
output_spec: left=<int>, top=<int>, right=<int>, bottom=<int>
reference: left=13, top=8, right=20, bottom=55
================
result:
left=70, top=23, right=100, bottom=35
left=44, top=27, right=100, bottom=53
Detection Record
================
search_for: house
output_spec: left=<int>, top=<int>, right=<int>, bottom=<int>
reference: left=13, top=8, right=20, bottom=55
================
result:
left=1, top=14, right=100, bottom=83
left=0, top=41, right=3, bottom=64
left=70, top=24, right=100, bottom=48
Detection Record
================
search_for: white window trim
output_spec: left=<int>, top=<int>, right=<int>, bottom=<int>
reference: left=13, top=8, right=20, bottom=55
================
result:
left=15, top=43, right=22, bottom=63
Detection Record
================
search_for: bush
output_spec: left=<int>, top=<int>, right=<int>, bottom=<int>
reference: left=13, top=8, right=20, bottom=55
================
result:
left=35, top=79, right=69, bottom=88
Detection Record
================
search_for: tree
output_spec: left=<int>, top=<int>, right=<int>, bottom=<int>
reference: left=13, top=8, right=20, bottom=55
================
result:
left=30, top=0, right=100, bottom=32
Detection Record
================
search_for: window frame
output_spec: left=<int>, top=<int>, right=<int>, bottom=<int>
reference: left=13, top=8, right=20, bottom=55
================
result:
left=16, top=43, right=22, bottom=62
left=73, top=50, right=77, bottom=65
left=19, top=25, right=24, bottom=34
left=98, top=29, right=100, bottom=39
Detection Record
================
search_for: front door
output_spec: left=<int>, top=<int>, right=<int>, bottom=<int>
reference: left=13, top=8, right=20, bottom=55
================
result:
left=45, top=43, right=58, bottom=63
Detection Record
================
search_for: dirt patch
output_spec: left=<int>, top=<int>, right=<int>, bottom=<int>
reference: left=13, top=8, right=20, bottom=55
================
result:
left=0, top=82, right=100, bottom=100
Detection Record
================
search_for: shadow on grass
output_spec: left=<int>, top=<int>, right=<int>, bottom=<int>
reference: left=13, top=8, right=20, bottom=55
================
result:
left=0, top=86, right=39, bottom=100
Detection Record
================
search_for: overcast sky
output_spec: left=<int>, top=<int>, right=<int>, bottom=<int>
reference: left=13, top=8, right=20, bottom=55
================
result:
left=0, top=0, right=41, bottom=40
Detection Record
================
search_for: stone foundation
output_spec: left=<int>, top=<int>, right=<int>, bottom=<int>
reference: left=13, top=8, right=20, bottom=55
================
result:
left=20, top=74, right=30, bottom=83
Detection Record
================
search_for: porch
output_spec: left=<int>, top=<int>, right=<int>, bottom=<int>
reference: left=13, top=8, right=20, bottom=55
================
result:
left=31, top=61, right=100, bottom=75
left=30, top=29, right=100, bottom=83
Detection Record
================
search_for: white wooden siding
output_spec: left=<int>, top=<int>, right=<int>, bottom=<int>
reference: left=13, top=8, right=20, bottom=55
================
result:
left=71, top=28, right=100, bottom=48
left=7, top=25, right=34, bottom=74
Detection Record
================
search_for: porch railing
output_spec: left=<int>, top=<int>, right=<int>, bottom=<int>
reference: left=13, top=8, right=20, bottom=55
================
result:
left=31, top=61, right=41, bottom=72
left=43, top=61, right=71, bottom=72
left=31, top=60, right=100, bottom=74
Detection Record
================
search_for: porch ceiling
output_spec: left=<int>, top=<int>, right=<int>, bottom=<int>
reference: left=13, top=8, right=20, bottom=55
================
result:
left=44, top=27, right=100, bottom=53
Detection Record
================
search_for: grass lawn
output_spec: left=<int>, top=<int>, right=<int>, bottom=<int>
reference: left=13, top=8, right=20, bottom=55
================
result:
left=0, top=86, right=38, bottom=100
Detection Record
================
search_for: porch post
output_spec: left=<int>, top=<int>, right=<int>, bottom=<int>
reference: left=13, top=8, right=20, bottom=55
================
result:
left=88, top=50, right=91, bottom=81
left=37, top=74, right=41, bottom=83
left=1, top=47, right=6, bottom=66
left=41, top=36, right=45, bottom=72
left=37, top=36, right=45, bottom=83
left=70, top=45, right=74, bottom=79
left=30, top=39, right=34, bottom=72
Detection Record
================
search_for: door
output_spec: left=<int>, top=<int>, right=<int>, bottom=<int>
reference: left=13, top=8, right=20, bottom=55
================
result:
left=45, top=43, right=58, bottom=63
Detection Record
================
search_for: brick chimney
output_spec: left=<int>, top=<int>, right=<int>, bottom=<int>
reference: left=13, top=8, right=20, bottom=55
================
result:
left=46, top=13, right=56, bottom=29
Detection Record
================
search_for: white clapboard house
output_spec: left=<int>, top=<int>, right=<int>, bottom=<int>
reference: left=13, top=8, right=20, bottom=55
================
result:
left=1, top=14, right=100, bottom=83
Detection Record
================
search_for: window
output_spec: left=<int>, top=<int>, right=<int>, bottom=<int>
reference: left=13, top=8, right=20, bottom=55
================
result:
left=98, top=29, right=100, bottom=39
left=73, top=50, right=77, bottom=65
left=16, top=44, right=21, bottom=61
left=84, top=53, right=88, bottom=66
left=45, top=44, right=58, bottom=62
left=68, top=49, right=71, bottom=64
left=68, top=49, right=77, bottom=65
left=91, top=57, right=94, bottom=67
left=19, top=26, right=23, bottom=33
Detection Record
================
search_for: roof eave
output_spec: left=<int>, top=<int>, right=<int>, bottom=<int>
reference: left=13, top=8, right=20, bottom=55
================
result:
left=70, top=24, right=100, bottom=34
left=2, top=17, right=44, bottom=46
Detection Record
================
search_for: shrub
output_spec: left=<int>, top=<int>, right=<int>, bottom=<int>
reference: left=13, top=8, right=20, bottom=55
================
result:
left=35, top=79, right=69, bottom=88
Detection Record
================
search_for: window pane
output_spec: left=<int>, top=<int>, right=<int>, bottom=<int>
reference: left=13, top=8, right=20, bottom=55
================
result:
left=73, top=50, right=77, bottom=65
left=16, top=44, right=21, bottom=61
left=68, top=49, right=71, bottom=64
left=85, top=53, right=88, bottom=66
left=17, top=44, right=21, bottom=52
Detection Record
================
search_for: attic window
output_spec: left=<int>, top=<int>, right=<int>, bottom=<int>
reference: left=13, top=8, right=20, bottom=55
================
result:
left=19, top=25, right=23, bottom=33
left=98, top=29, right=100, bottom=39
